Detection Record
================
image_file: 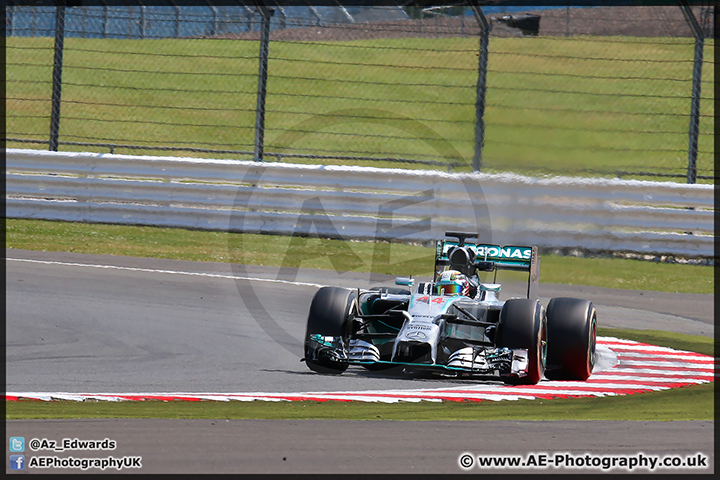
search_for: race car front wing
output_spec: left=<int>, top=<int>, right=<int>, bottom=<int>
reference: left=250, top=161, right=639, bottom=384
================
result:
left=305, top=334, right=532, bottom=378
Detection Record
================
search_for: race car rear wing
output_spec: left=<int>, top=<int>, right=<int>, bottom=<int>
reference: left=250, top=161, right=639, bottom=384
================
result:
left=435, top=232, right=540, bottom=299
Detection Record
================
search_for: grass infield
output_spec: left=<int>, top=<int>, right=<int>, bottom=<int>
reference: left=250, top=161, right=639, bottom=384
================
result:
left=5, top=219, right=714, bottom=295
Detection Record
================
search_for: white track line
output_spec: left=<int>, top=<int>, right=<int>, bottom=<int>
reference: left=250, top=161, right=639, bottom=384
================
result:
left=7, top=257, right=325, bottom=288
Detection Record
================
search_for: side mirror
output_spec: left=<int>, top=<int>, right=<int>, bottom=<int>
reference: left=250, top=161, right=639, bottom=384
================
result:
left=395, top=276, right=414, bottom=287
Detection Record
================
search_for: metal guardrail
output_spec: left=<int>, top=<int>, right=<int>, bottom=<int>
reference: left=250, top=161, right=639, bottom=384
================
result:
left=6, top=149, right=714, bottom=258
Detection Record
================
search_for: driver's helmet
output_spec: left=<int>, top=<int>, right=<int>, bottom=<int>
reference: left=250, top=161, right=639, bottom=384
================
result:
left=436, top=270, right=470, bottom=296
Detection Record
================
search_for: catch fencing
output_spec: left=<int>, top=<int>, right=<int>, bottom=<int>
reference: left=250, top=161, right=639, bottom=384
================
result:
left=6, top=149, right=714, bottom=258
left=4, top=2, right=715, bottom=182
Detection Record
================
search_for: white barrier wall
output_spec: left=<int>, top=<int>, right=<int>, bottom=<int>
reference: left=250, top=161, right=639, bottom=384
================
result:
left=6, top=149, right=714, bottom=257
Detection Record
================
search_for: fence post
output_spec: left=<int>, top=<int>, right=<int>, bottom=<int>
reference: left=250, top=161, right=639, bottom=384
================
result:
left=205, top=1, right=218, bottom=36
left=253, top=5, right=272, bottom=161
left=679, top=1, right=704, bottom=184
left=172, top=4, right=180, bottom=38
left=139, top=4, right=146, bottom=39
left=49, top=2, right=67, bottom=151
left=565, top=4, right=571, bottom=37
left=470, top=1, right=490, bottom=172
left=7, top=5, right=13, bottom=36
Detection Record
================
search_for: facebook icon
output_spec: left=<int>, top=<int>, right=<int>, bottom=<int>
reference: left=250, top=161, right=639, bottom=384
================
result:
left=9, top=455, right=25, bottom=470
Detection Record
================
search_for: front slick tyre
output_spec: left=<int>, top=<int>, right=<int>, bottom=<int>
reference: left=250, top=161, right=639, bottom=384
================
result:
left=545, top=297, right=597, bottom=380
left=304, top=287, right=356, bottom=375
left=497, top=298, right=547, bottom=385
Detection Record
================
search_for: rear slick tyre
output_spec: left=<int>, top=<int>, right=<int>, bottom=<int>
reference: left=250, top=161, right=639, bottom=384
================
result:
left=545, top=297, right=597, bottom=381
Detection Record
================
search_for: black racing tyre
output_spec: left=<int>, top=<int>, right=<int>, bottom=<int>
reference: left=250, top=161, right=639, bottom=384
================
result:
left=304, top=287, right=357, bottom=374
left=496, top=298, right=547, bottom=385
left=545, top=298, right=597, bottom=381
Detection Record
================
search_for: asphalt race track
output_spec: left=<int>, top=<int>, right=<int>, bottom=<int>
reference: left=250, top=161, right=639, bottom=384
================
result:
left=5, top=249, right=715, bottom=474
left=6, top=419, right=713, bottom=474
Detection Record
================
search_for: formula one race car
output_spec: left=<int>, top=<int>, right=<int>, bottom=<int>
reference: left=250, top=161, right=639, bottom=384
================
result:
left=302, top=232, right=597, bottom=384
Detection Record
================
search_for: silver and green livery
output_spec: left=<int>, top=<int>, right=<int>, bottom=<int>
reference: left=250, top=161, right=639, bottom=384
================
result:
left=303, top=232, right=597, bottom=384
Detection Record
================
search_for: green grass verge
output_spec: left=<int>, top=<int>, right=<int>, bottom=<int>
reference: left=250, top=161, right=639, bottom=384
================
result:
left=5, top=328, right=714, bottom=421
left=5, top=35, right=714, bottom=181
left=6, top=218, right=714, bottom=294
